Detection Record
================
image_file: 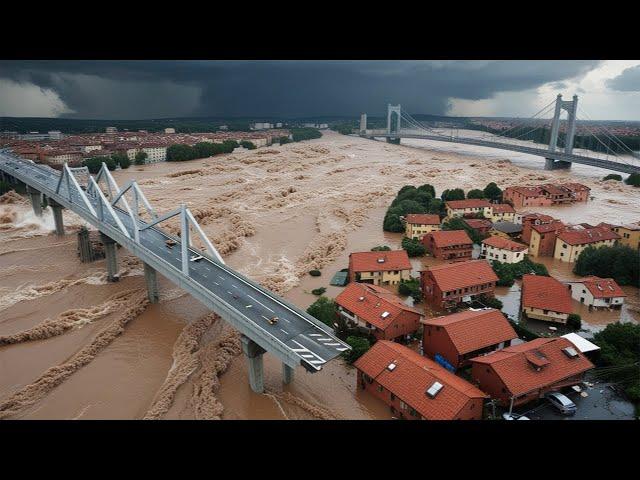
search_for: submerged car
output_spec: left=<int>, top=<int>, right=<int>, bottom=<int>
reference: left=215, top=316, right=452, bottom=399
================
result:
left=545, top=392, right=577, bottom=415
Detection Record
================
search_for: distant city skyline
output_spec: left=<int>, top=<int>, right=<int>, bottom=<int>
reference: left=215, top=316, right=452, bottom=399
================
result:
left=1, top=60, right=639, bottom=121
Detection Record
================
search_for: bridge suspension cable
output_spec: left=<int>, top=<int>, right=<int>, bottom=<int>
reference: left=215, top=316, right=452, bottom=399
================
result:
left=576, top=107, right=639, bottom=163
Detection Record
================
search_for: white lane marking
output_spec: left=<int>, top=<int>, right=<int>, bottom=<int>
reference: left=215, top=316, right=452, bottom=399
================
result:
left=232, top=284, right=238, bottom=289
left=324, top=343, right=341, bottom=346
left=227, top=291, right=234, bottom=295
left=247, top=294, right=274, bottom=313
left=246, top=305, right=253, bottom=308
left=291, top=340, right=326, bottom=363
left=280, top=329, right=289, bottom=335
left=213, top=282, right=220, bottom=286
left=309, top=333, right=322, bottom=337
left=301, top=354, right=315, bottom=359
left=317, top=337, right=332, bottom=341
left=261, top=315, right=270, bottom=321
left=309, top=360, right=324, bottom=364
left=337, top=347, right=348, bottom=352
left=218, top=275, right=225, bottom=280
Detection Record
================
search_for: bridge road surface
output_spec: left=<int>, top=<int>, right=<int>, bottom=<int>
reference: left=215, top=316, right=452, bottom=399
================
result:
left=0, top=153, right=350, bottom=372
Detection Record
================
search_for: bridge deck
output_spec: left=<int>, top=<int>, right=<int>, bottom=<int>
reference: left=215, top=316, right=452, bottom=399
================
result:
left=361, top=129, right=640, bottom=175
left=0, top=153, right=350, bottom=372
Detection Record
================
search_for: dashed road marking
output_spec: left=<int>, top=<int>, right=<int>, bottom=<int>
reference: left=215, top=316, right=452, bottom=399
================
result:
left=247, top=294, right=274, bottom=313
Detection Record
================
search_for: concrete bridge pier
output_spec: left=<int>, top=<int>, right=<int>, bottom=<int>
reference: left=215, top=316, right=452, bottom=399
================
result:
left=100, top=232, right=119, bottom=282
left=241, top=335, right=266, bottom=393
left=143, top=262, right=160, bottom=303
left=49, top=199, right=65, bottom=236
left=26, top=186, right=42, bottom=217
left=282, top=363, right=294, bottom=385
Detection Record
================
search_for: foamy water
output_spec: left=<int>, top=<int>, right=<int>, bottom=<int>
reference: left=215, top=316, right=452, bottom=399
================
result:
left=0, top=131, right=638, bottom=420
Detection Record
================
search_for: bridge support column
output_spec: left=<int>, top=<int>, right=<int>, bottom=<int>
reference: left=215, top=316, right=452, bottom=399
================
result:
left=282, top=363, right=294, bottom=385
left=241, top=335, right=266, bottom=394
left=143, top=262, right=160, bottom=303
left=359, top=113, right=367, bottom=134
left=100, top=233, right=119, bottom=282
left=49, top=199, right=65, bottom=236
left=26, top=186, right=42, bottom=217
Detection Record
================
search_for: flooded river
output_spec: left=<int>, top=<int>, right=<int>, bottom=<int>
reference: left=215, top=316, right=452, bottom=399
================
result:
left=0, top=131, right=638, bottom=419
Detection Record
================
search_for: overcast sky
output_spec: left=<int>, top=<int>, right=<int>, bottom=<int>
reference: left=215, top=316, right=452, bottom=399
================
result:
left=1, top=60, right=639, bottom=120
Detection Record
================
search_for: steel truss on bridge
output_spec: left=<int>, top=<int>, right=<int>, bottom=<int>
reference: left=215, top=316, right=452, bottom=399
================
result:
left=358, top=97, right=640, bottom=175
left=0, top=152, right=351, bottom=393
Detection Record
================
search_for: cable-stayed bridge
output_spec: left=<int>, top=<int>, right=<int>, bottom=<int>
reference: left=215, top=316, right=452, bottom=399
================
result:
left=0, top=151, right=350, bottom=394
left=359, top=95, right=640, bottom=175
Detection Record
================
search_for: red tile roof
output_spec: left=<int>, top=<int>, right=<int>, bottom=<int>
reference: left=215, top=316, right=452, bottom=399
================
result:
left=463, top=218, right=493, bottom=229
left=335, top=283, right=421, bottom=330
left=422, top=260, right=499, bottom=292
left=531, top=221, right=565, bottom=234
left=541, top=184, right=570, bottom=196
left=350, top=250, right=412, bottom=273
left=562, top=183, right=590, bottom=193
left=446, top=199, right=492, bottom=210
left=470, top=337, right=594, bottom=397
left=405, top=214, right=441, bottom=225
left=423, top=309, right=517, bottom=355
left=492, top=203, right=516, bottom=214
left=557, top=227, right=620, bottom=246
left=423, top=230, right=472, bottom=248
left=521, top=274, right=573, bottom=314
left=522, top=213, right=555, bottom=223
left=505, top=186, right=546, bottom=197
left=575, top=276, right=627, bottom=299
left=482, top=236, right=528, bottom=252
left=354, top=341, right=487, bottom=420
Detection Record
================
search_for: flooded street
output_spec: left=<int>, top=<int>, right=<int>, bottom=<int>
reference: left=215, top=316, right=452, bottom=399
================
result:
left=0, top=130, right=638, bottom=419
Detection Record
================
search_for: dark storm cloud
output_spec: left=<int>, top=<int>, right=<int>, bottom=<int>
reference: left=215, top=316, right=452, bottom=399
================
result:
left=607, top=65, right=640, bottom=92
left=0, top=60, right=602, bottom=118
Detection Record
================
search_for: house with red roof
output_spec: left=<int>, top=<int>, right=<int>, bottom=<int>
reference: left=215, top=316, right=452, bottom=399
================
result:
left=541, top=184, right=573, bottom=204
left=420, top=260, right=499, bottom=311
left=463, top=218, right=493, bottom=235
left=521, top=274, right=573, bottom=324
left=422, top=308, right=517, bottom=369
left=421, top=230, right=473, bottom=262
left=520, top=212, right=556, bottom=243
left=528, top=220, right=566, bottom=257
left=554, top=226, right=620, bottom=263
left=445, top=199, right=492, bottom=219
left=503, top=186, right=553, bottom=208
left=562, top=183, right=591, bottom=202
left=404, top=213, right=441, bottom=240
left=348, top=250, right=412, bottom=286
left=480, top=236, right=528, bottom=264
left=566, top=276, right=626, bottom=310
left=470, top=337, right=594, bottom=407
left=489, top=203, right=516, bottom=223
left=354, top=341, right=487, bottom=420
left=335, top=283, right=423, bottom=341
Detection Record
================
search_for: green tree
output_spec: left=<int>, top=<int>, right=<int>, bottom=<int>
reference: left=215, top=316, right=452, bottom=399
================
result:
left=401, top=236, right=426, bottom=257
left=567, top=313, right=582, bottom=331
left=417, top=183, right=436, bottom=198
left=603, top=174, right=622, bottom=181
left=573, top=244, right=639, bottom=286
left=112, top=153, right=130, bottom=169
left=466, top=189, right=486, bottom=199
left=483, top=182, right=503, bottom=202
left=441, top=188, right=465, bottom=201
left=82, top=156, right=113, bottom=173
left=240, top=140, right=256, bottom=150
left=398, top=278, right=422, bottom=302
left=592, top=323, right=640, bottom=403
left=490, top=258, right=549, bottom=287
left=478, top=294, right=503, bottom=310
left=625, top=173, right=640, bottom=187
left=290, top=128, right=322, bottom=142
left=343, top=336, right=371, bottom=364
left=311, top=287, right=326, bottom=296
left=306, top=296, right=338, bottom=328
left=135, top=150, right=148, bottom=165
left=442, top=216, right=485, bottom=244
left=371, top=245, right=391, bottom=251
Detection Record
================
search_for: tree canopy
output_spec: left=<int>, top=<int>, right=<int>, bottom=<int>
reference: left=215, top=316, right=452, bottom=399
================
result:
left=573, top=244, right=639, bottom=286
left=483, top=182, right=503, bottom=202
left=383, top=184, right=440, bottom=233
left=306, top=296, right=338, bottom=328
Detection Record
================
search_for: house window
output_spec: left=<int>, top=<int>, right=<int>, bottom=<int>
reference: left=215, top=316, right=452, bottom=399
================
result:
left=377, top=385, right=384, bottom=393
left=390, top=393, right=396, bottom=401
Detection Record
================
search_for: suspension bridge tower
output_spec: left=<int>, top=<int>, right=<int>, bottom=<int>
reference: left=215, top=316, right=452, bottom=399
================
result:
left=545, top=94, right=578, bottom=170
left=387, top=104, right=402, bottom=144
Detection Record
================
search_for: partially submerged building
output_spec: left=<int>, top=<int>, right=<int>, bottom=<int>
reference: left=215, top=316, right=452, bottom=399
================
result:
left=348, top=250, right=412, bottom=287
left=566, top=276, right=626, bottom=310
left=521, top=274, right=573, bottom=324
left=355, top=341, right=487, bottom=420
left=422, top=230, right=473, bottom=262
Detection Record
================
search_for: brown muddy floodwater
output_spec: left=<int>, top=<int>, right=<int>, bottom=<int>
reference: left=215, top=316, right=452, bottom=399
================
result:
left=0, top=131, right=638, bottom=419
